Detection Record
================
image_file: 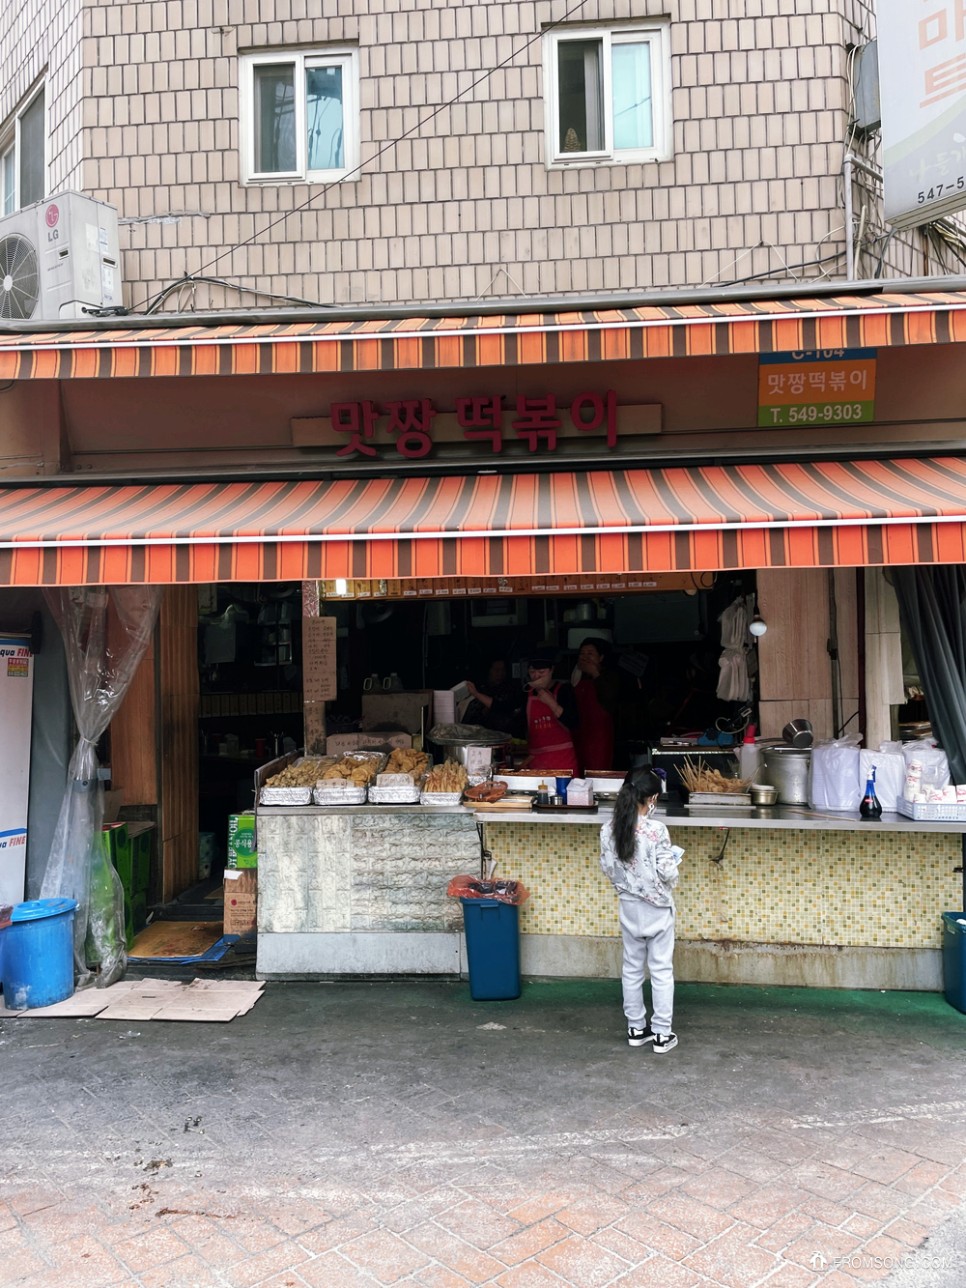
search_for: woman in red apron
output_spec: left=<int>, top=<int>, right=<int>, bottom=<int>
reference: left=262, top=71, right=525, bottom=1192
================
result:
left=573, top=637, right=617, bottom=772
left=524, top=652, right=580, bottom=776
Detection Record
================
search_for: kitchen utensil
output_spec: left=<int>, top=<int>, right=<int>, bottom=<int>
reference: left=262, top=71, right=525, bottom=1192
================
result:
left=762, top=746, right=811, bottom=804
left=782, top=718, right=814, bottom=749
left=749, top=782, right=778, bottom=806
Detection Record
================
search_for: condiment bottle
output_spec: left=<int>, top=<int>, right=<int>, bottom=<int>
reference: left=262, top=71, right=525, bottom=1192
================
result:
left=739, top=724, right=761, bottom=783
left=536, top=781, right=550, bottom=805
left=860, top=766, right=882, bottom=820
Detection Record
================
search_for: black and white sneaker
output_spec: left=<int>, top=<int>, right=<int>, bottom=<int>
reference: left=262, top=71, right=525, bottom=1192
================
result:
left=652, top=1031, right=678, bottom=1054
left=627, top=1026, right=655, bottom=1047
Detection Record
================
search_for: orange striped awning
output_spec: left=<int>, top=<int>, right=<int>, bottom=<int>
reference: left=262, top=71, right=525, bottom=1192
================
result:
left=1, top=457, right=965, bottom=586
left=1, top=289, right=966, bottom=378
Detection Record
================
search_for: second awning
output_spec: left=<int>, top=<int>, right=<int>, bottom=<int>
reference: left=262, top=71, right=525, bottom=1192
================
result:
left=0, top=455, right=964, bottom=586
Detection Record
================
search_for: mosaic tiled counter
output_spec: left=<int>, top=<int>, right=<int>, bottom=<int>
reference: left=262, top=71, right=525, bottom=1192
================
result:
left=255, top=804, right=964, bottom=990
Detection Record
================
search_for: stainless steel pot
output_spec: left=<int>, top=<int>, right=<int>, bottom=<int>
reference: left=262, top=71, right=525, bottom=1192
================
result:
left=782, top=718, right=814, bottom=749
left=762, top=747, right=811, bottom=804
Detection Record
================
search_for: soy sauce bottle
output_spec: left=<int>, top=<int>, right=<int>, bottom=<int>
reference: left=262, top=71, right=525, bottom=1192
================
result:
left=859, top=766, right=882, bottom=820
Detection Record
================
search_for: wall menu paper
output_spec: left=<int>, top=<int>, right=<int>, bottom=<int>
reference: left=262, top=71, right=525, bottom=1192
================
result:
left=303, top=616, right=337, bottom=702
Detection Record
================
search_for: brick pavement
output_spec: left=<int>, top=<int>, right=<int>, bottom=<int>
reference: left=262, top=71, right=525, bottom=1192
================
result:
left=0, top=979, right=964, bottom=1287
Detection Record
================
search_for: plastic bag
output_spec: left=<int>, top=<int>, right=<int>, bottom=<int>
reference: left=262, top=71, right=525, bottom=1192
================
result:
left=809, top=737, right=861, bottom=811
left=858, top=745, right=905, bottom=812
left=447, top=874, right=530, bottom=906
left=901, top=739, right=950, bottom=790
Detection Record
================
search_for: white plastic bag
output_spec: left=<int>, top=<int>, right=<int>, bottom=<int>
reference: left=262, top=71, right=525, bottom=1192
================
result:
left=809, top=737, right=862, bottom=811
left=901, top=739, right=951, bottom=791
left=858, top=745, right=905, bottom=811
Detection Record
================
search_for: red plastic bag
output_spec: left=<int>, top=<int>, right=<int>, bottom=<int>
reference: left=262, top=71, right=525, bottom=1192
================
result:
left=446, top=874, right=530, bottom=906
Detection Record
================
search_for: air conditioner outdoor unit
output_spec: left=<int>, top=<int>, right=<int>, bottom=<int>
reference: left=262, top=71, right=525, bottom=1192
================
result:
left=0, top=191, right=122, bottom=321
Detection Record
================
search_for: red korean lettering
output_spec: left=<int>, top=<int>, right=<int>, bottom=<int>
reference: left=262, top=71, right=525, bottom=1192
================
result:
left=570, top=390, right=618, bottom=447
left=919, top=3, right=966, bottom=47
left=456, top=396, right=504, bottom=453
left=385, top=398, right=436, bottom=458
left=331, top=401, right=379, bottom=458
left=512, top=395, right=561, bottom=452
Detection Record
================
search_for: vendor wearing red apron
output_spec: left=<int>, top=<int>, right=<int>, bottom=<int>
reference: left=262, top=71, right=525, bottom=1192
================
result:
left=573, top=636, right=618, bottom=772
left=524, top=651, right=580, bottom=776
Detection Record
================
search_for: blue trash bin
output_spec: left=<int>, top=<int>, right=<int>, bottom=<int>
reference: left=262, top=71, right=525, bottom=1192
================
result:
left=942, top=912, right=966, bottom=1014
left=1, top=898, right=77, bottom=1010
left=461, top=897, right=521, bottom=1000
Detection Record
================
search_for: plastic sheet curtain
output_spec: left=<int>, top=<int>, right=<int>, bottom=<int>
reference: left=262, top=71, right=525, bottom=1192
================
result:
left=39, top=586, right=161, bottom=986
left=891, top=567, right=966, bottom=786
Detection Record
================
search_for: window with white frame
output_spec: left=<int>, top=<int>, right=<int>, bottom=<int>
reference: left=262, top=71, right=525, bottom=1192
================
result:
left=544, top=23, right=670, bottom=165
left=241, top=49, right=358, bottom=183
left=0, top=87, right=46, bottom=214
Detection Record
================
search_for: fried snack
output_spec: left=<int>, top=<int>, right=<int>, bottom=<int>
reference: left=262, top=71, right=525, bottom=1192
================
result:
left=423, top=762, right=469, bottom=793
left=679, top=756, right=749, bottom=794
left=320, top=754, right=385, bottom=786
left=265, top=758, right=332, bottom=787
left=386, top=748, right=430, bottom=777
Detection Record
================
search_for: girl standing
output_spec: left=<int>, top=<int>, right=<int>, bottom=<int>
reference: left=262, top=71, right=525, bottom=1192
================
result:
left=599, top=770, right=683, bottom=1051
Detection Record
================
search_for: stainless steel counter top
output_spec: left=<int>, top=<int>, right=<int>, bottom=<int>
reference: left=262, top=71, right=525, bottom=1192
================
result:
left=257, top=801, right=966, bottom=833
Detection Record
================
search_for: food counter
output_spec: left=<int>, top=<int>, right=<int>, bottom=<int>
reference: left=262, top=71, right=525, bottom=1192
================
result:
left=254, top=795, right=965, bottom=992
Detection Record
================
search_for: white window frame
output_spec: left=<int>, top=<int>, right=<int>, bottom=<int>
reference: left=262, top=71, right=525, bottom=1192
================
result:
left=240, top=48, right=359, bottom=185
left=543, top=22, right=671, bottom=168
left=0, top=84, right=48, bottom=214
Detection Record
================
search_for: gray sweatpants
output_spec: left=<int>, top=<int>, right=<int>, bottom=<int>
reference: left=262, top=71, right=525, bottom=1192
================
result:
left=618, top=896, right=675, bottom=1035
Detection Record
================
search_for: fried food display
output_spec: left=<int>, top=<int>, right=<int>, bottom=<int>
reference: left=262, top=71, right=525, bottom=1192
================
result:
left=320, top=754, right=385, bottom=786
left=265, top=758, right=333, bottom=787
left=422, top=762, right=468, bottom=793
left=463, top=781, right=508, bottom=802
left=385, top=748, right=430, bottom=778
left=679, top=757, right=749, bottom=794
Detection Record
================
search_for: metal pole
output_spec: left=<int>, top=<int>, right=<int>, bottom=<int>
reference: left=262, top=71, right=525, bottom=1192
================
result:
left=844, top=155, right=855, bottom=281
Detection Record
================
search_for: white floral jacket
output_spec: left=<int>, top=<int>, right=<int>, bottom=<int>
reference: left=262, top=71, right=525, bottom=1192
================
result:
left=599, top=814, right=684, bottom=909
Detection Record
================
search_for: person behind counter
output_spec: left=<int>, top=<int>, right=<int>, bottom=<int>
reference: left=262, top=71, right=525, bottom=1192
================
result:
left=462, top=658, right=521, bottom=734
left=573, top=636, right=620, bottom=772
left=599, top=769, right=684, bottom=1052
left=522, top=650, right=580, bottom=775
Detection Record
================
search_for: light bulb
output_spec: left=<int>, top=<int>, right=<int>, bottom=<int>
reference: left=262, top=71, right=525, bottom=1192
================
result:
left=749, top=612, right=767, bottom=637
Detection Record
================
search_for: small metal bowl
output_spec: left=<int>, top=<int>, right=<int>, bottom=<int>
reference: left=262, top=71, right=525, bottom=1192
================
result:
left=782, top=718, right=814, bottom=749
left=749, top=783, right=779, bottom=806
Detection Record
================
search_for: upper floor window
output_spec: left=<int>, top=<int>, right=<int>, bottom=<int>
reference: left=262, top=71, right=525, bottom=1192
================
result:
left=1, top=86, right=46, bottom=214
left=240, top=49, right=358, bottom=183
left=544, top=23, right=670, bottom=166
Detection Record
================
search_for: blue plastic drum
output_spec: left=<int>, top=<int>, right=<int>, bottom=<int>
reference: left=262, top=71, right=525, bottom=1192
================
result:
left=1, top=898, right=77, bottom=1010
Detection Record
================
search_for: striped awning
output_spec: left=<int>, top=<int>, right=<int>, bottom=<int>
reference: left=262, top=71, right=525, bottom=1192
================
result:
left=1, top=289, right=966, bottom=378
left=1, top=456, right=965, bottom=586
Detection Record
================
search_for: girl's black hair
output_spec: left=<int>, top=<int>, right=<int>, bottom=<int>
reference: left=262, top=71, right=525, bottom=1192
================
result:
left=611, top=769, right=663, bottom=865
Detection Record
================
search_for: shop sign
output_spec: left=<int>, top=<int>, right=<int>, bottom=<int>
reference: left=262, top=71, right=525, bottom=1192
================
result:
left=757, top=348, right=876, bottom=428
left=321, top=573, right=703, bottom=599
left=291, top=393, right=661, bottom=460
left=878, top=0, right=966, bottom=227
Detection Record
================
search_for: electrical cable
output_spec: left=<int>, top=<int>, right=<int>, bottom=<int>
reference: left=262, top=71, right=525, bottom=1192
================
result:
left=141, top=273, right=330, bottom=316
left=125, top=0, right=595, bottom=316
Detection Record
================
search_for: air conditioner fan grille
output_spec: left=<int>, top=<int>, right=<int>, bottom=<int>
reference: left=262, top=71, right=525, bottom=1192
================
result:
left=0, top=233, right=40, bottom=320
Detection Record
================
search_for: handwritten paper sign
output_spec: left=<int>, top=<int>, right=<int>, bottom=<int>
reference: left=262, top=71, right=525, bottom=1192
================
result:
left=302, top=616, right=337, bottom=753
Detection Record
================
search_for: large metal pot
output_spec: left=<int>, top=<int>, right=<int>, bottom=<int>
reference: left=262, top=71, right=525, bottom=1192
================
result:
left=762, top=746, right=811, bottom=804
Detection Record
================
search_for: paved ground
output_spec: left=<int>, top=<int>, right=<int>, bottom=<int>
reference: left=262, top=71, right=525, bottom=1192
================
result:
left=1, top=975, right=965, bottom=1287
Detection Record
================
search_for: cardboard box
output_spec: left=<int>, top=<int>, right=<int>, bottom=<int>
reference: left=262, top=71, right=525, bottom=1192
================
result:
left=227, top=812, right=257, bottom=868
left=326, top=731, right=412, bottom=755
left=223, top=869, right=257, bottom=935
left=361, top=691, right=433, bottom=735
left=103, top=790, right=124, bottom=825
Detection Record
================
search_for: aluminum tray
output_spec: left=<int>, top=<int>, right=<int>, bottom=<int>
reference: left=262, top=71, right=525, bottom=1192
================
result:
left=312, top=785, right=367, bottom=806
left=368, top=785, right=420, bottom=804
left=259, top=786, right=313, bottom=806
left=420, top=791, right=464, bottom=806
left=686, top=791, right=752, bottom=808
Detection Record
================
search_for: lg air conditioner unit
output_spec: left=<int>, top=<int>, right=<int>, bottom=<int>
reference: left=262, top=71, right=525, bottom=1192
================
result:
left=0, top=191, right=122, bottom=321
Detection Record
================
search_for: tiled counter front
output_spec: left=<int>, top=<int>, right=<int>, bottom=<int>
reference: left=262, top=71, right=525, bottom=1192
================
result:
left=483, top=822, right=964, bottom=991
left=256, top=808, right=479, bottom=979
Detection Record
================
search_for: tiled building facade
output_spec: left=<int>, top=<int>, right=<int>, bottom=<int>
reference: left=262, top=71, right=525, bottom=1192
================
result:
left=0, top=0, right=955, bottom=311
